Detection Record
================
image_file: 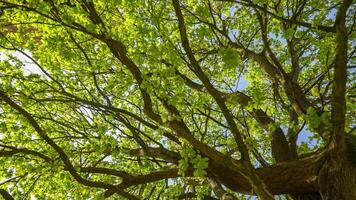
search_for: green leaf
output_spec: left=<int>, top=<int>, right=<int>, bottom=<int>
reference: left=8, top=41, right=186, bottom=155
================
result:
left=219, top=48, right=241, bottom=69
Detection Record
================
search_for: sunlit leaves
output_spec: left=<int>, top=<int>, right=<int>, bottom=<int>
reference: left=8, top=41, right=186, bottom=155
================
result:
left=0, top=0, right=353, bottom=199
left=178, top=147, right=208, bottom=178
left=219, top=48, right=241, bottom=70
left=305, top=107, right=331, bottom=131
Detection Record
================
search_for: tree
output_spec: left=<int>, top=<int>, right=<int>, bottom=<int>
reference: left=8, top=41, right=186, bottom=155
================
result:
left=0, top=0, right=354, bottom=199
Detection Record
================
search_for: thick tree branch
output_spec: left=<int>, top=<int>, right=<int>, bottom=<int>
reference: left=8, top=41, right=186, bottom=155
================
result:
left=208, top=178, right=237, bottom=200
left=210, top=152, right=325, bottom=195
left=0, top=189, right=14, bottom=200
left=0, top=144, right=51, bottom=162
left=172, top=0, right=250, bottom=162
left=330, top=0, right=352, bottom=147
left=172, top=1, right=274, bottom=199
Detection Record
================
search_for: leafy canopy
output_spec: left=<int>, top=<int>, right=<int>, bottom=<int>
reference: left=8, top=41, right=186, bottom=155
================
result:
left=0, top=0, right=354, bottom=199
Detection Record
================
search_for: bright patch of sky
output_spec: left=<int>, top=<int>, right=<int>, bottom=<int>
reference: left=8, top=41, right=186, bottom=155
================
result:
left=0, top=50, right=44, bottom=76
left=234, top=75, right=248, bottom=91
left=281, top=125, right=319, bottom=149
left=297, top=127, right=322, bottom=150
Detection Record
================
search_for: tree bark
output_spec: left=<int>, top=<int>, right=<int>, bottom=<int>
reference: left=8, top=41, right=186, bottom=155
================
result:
left=318, top=136, right=356, bottom=199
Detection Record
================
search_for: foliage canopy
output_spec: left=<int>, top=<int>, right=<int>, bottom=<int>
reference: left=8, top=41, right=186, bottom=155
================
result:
left=0, top=0, right=355, bottom=199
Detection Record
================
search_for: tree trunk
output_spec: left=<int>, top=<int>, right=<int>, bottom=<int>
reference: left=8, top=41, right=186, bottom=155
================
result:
left=318, top=136, right=356, bottom=200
